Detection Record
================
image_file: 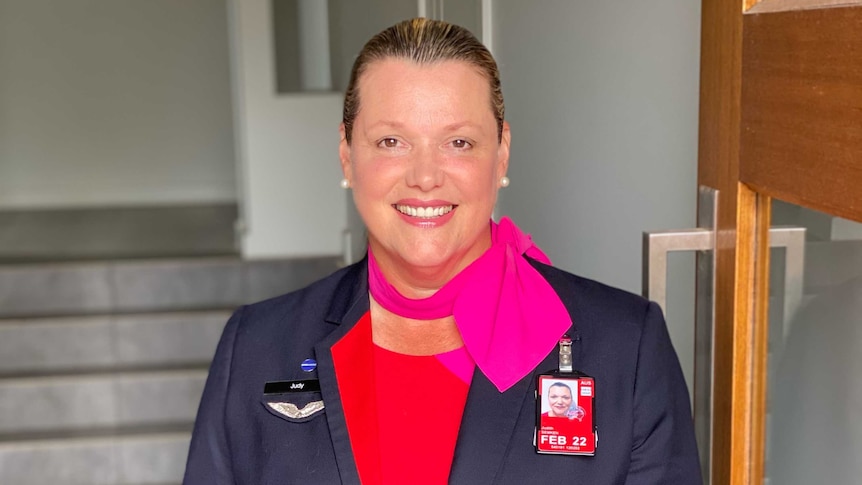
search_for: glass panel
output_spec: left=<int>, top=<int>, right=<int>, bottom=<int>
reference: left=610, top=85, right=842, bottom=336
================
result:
left=273, top=0, right=302, bottom=93
left=273, top=0, right=418, bottom=93
left=273, top=0, right=333, bottom=93
left=763, top=200, right=862, bottom=484
left=695, top=186, right=717, bottom=484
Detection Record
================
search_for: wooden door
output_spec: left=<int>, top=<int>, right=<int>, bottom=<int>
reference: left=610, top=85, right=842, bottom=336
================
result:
left=698, top=0, right=862, bottom=483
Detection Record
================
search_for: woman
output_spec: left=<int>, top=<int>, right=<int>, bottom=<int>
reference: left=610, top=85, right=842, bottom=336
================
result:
left=545, top=382, right=575, bottom=418
left=184, top=18, right=700, bottom=484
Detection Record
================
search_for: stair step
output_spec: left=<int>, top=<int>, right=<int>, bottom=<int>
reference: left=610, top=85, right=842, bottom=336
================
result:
left=0, top=256, right=342, bottom=317
left=0, top=370, right=206, bottom=437
left=0, top=311, right=229, bottom=375
left=0, top=254, right=344, bottom=483
left=0, top=432, right=189, bottom=485
left=0, top=204, right=238, bottom=264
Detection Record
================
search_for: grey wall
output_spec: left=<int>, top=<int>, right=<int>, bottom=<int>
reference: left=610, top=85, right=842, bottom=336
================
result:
left=0, top=0, right=236, bottom=208
left=493, top=0, right=701, bottom=392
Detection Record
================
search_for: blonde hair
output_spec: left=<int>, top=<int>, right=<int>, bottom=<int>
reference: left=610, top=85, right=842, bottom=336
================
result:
left=342, top=18, right=504, bottom=144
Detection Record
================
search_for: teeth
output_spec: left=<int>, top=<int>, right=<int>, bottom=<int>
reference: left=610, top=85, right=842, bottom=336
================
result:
left=395, top=204, right=453, bottom=219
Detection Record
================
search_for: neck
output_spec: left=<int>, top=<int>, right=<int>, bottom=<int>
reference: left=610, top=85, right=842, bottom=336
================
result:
left=370, top=297, right=463, bottom=355
left=368, top=235, right=492, bottom=299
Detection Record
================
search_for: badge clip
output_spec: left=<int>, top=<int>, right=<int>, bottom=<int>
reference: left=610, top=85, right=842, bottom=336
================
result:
left=559, top=334, right=573, bottom=373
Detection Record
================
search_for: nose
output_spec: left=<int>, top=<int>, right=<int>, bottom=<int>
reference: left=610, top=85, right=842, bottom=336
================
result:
left=405, top=146, right=444, bottom=191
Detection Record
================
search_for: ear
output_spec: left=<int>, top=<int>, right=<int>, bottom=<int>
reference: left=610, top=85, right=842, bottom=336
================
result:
left=339, top=123, right=352, bottom=183
left=497, top=121, right=511, bottom=182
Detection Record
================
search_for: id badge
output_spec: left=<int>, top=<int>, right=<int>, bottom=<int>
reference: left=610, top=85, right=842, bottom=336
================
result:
left=535, top=372, right=597, bottom=455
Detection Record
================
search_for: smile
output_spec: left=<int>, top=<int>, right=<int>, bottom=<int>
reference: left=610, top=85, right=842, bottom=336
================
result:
left=394, top=204, right=455, bottom=219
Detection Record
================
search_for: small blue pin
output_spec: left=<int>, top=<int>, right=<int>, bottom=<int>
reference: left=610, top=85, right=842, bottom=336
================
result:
left=300, top=358, right=317, bottom=372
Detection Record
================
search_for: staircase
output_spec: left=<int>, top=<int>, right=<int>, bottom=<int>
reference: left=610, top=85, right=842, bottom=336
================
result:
left=0, top=256, right=342, bottom=484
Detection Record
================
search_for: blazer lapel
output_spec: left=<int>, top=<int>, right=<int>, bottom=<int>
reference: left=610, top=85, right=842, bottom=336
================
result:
left=449, top=368, right=534, bottom=484
left=313, top=261, right=370, bottom=485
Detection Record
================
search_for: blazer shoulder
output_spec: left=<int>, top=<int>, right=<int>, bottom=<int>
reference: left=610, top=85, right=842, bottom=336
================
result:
left=528, top=258, right=657, bottom=336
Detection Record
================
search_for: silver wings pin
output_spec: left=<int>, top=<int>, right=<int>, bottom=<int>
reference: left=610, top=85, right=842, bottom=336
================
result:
left=267, top=400, right=325, bottom=419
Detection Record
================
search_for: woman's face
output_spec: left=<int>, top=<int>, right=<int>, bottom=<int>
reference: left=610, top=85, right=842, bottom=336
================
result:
left=548, top=385, right=573, bottom=417
left=340, top=58, right=510, bottom=289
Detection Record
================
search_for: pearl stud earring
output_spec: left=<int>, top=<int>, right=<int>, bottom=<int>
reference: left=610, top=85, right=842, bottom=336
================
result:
left=500, top=176, right=510, bottom=188
left=340, top=178, right=350, bottom=189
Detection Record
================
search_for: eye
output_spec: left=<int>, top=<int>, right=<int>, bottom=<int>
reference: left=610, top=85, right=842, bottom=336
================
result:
left=378, top=138, right=400, bottom=148
left=450, top=139, right=472, bottom=149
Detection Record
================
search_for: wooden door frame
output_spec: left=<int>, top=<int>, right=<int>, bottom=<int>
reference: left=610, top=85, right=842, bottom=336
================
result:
left=699, top=1, right=862, bottom=483
left=699, top=1, right=762, bottom=482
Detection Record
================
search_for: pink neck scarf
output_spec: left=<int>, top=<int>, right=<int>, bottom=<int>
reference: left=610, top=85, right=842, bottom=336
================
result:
left=367, top=217, right=572, bottom=392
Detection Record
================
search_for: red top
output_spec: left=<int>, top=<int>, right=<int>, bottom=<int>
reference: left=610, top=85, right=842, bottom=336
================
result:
left=374, top=343, right=469, bottom=484
left=332, top=313, right=470, bottom=484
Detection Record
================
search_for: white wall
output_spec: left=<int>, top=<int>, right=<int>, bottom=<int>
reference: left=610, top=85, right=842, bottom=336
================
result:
left=493, top=1, right=702, bottom=392
left=0, top=0, right=236, bottom=208
left=229, top=0, right=346, bottom=258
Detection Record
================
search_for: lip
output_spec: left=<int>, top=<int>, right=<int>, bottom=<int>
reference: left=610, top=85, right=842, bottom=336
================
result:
left=393, top=199, right=457, bottom=228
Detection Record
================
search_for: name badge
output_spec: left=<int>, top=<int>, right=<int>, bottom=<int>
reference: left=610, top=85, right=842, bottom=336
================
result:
left=535, top=373, right=596, bottom=456
left=264, top=379, right=321, bottom=394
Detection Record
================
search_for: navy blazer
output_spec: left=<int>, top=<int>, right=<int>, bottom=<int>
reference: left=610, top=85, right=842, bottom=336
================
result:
left=184, top=258, right=701, bottom=484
